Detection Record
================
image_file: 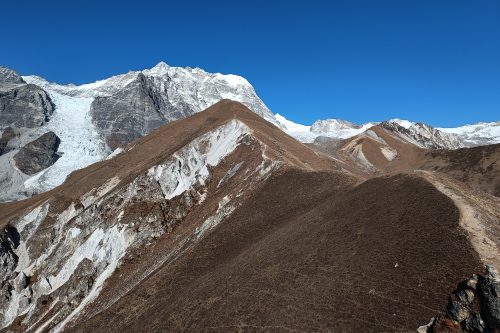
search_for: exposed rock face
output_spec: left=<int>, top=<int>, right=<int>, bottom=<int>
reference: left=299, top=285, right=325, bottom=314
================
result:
left=88, top=63, right=276, bottom=150
left=90, top=73, right=178, bottom=150
left=0, top=127, right=16, bottom=156
left=13, top=132, right=61, bottom=175
left=0, top=67, right=54, bottom=129
left=425, top=266, right=499, bottom=333
left=0, top=84, right=55, bottom=129
left=0, top=226, right=20, bottom=316
left=380, top=121, right=464, bottom=150
left=0, top=67, right=25, bottom=84
left=478, top=265, right=500, bottom=332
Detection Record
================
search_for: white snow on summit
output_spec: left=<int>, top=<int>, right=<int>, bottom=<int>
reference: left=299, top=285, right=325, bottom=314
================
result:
left=1, top=62, right=275, bottom=201
left=274, top=114, right=317, bottom=143
left=438, top=121, right=500, bottom=146
left=275, top=114, right=377, bottom=143
left=388, top=118, right=414, bottom=129
left=23, top=61, right=275, bottom=123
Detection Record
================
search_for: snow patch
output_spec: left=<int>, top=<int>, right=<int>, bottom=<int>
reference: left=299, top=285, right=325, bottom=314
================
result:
left=380, top=147, right=398, bottom=161
left=22, top=90, right=106, bottom=193
left=217, top=161, right=244, bottom=188
left=196, top=196, right=235, bottom=238
left=52, top=224, right=134, bottom=332
left=106, top=148, right=124, bottom=159
left=148, top=120, right=250, bottom=199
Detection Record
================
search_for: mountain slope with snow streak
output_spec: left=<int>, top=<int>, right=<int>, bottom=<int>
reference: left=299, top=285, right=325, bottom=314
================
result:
left=0, top=101, right=340, bottom=332
left=0, top=63, right=276, bottom=202
left=438, top=121, right=500, bottom=146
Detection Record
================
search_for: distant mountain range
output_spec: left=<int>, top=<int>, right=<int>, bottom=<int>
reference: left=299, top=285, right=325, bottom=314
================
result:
left=0, top=62, right=499, bottom=203
left=276, top=113, right=500, bottom=147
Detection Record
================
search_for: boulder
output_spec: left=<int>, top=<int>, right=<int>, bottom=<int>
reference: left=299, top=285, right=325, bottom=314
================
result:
left=478, top=265, right=500, bottom=332
left=464, top=313, right=485, bottom=333
left=13, top=132, right=61, bottom=175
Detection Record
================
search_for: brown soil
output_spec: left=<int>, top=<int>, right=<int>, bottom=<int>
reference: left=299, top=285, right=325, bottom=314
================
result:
left=2, top=101, right=496, bottom=332
left=72, top=171, right=482, bottom=332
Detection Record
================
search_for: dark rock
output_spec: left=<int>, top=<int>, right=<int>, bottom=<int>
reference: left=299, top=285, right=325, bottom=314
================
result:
left=457, top=289, right=475, bottom=305
left=430, top=316, right=465, bottom=333
left=90, top=73, right=193, bottom=150
left=446, top=296, right=471, bottom=323
left=0, top=127, right=16, bottom=155
left=0, top=226, right=19, bottom=283
left=464, top=313, right=485, bottom=333
left=477, top=265, right=500, bottom=332
left=0, top=83, right=54, bottom=128
left=13, top=131, right=61, bottom=175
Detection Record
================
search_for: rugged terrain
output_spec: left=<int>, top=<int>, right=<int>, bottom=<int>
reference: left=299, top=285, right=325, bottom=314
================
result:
left=1, top=63, right=499, bottom=204
left=0, top=100, right=498, bottom=332
left=0, top=63, right=276, bottom=201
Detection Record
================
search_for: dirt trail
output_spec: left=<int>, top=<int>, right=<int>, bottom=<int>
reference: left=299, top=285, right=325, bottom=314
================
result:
left=418, top=170, right=500, bottom=268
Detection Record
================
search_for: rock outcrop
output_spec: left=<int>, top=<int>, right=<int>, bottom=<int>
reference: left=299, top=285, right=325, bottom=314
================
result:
left=0, top=67, right=25, bottom=84
left=423, top=266, right=500, bottom=333
left=90, top=73, right=174, bottom=150
left=478, top=266, right=500, bottom=332
left=0, top=66, right=54, bottom=129
left=13, top=131, right=61, bottom=175
left=380, top=121, right=464, bottom=150
left=0, top=127, right=16, bottom=156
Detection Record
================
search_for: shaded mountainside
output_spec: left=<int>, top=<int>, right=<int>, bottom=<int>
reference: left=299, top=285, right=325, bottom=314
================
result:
left=0, top=101, right=498, bottom=332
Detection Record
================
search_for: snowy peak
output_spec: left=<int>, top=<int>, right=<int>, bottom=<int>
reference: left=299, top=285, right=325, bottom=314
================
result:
left=275, top=114, right=376, bottom=143
left=311, top=119, right=359, bottom=132
left=23, top=61, right=274, bottom=121
left=145, top=61, right=170, bottom=75
left=387, top=118, right=414, bottom=129
left=277, top=114, right=468, bottom=150
left=438, top=121, right=500, bottom=146
left=380, top=121, right=464, bottom=150
left=310, top=119, right=377, bottom=139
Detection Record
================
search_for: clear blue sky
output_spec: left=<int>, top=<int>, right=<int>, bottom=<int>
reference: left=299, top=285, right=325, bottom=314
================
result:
left=1, top=0, right=499, bottom=127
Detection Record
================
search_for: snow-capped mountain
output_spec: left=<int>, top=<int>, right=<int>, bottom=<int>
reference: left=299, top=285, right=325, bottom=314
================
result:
left=1, top=62, right=499, bottom=203
left=275, top=114, right=376, bottom=143
left=0, top=62, right=276, bottom=201
left=275, top=114, right=465, bottom=149
left=379, top=121, right=464, bottom=150
left=438, top=121, right=500, bottom=146
left=24, top=62, right=274, bottom=123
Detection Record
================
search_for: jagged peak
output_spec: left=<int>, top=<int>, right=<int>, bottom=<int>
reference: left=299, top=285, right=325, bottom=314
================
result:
left=143, top=61, right=171, bottom=76
left=0, top=66, right=25, bottom=84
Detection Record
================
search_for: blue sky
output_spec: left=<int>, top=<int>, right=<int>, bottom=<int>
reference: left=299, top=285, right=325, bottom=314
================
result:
left=1, top=0, right=499, bottom=127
